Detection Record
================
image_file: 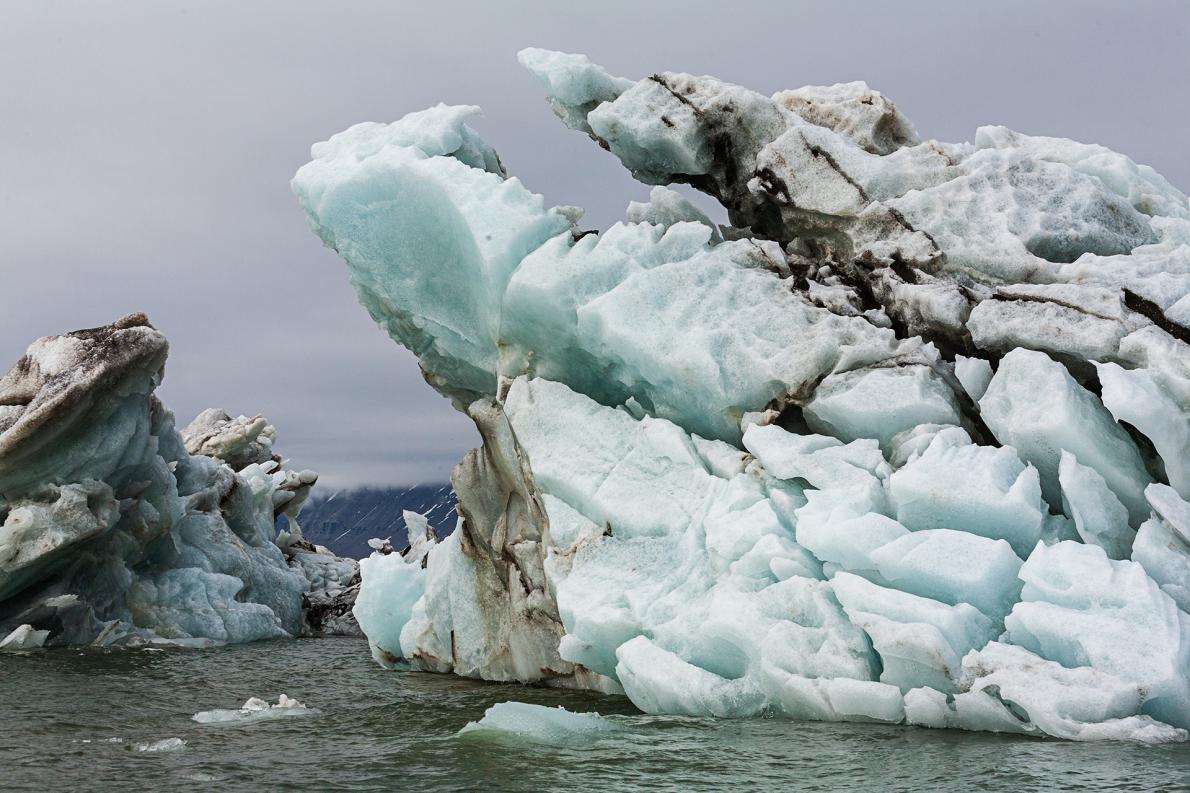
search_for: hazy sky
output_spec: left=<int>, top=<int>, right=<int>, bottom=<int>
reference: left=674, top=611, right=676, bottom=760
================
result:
left=2, top=1, right=1187, bottom=489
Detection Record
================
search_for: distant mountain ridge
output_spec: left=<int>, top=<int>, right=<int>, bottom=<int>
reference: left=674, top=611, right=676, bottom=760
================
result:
left=285, top=484, right=457, bottom=559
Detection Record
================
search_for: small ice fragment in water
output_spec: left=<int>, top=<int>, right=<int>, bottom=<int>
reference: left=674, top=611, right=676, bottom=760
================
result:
left=457, top=701, right=618, bottom=745
left=192, top=694, right=317, bottom=725
left=0, top=624, right=49, bottom=650
left=133, top=738, right=186, bottom=752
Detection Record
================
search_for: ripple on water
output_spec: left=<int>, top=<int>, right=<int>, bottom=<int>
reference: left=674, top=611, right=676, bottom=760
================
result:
left=0, top=638, right=1186, bottom=792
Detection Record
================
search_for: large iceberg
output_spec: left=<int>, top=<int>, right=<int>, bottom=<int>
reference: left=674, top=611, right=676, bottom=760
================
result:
left=0, top=314, right=356, bottom=646
left=294, top=49, right=1190, bottom=742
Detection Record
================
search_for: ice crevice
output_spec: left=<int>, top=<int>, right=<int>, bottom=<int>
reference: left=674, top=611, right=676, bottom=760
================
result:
left=294, top=48, right=1190, bottom=742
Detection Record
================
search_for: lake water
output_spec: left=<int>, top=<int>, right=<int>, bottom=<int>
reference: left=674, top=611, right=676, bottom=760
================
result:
left=1, top=638, right=1186, bottom=792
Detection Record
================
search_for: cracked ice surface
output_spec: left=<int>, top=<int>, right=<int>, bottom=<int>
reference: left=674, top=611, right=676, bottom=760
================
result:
left=295, top=49, right=1190, bottom=742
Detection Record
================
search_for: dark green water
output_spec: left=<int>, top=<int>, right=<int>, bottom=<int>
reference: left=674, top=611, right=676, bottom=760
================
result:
left=1, top=638, right=1186, bottom=792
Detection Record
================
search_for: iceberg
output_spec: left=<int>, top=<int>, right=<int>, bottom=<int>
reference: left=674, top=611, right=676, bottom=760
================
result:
left=293, top=49, right=1190, bottom=741
left=0, top=314, right=356, bottom=646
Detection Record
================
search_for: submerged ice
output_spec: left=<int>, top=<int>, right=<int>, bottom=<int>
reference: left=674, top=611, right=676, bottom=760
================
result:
left=294, top=49, right=1190, bottom=742
left=457, top=701, right=618, bottom=745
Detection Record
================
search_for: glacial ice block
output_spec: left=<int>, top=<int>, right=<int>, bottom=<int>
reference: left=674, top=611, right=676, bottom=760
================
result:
left=831, top=571, right=997, bottom=693
left=803, top=362, right=962, bottom=454
left=888, top=432, right=1045, bottom=556
left=0, top=623, right=49, bottom=650
left=1005, top=541, right=1190, bottom=730
left=292, top=104, right=574, bottom=407
left=1132, top=485, right=1190, bottom=612
left=979, top=348, right=1153, bottom=524
left=1058, top=451, right=1134, bottom=559
left=295, top=47, right=1190, bottom=742
left=1096, top=361, right=1190, bottom=500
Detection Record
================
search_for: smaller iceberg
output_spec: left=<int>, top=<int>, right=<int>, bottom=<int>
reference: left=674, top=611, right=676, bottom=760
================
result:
left=191, top=694, right=317, bottom=725
left=457, top=701, right=619, bottom=745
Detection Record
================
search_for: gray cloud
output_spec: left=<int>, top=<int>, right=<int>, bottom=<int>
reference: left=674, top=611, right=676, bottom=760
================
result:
left=2, top=0, right=1186, bottom=489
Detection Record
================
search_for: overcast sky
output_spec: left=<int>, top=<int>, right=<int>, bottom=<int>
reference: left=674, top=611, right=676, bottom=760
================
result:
left=2, top=1, right=1187, bottom=489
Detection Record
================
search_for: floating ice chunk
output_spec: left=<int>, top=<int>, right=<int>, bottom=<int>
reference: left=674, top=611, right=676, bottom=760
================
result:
left=1096, top=361, right=1190, bottom=501
left=885, top=424, right=970, bottom=469
left=0, top=624, right=49, bottom=650
left=1005, top=541, right=1190, bottom=730
left=797, top=511, right=908, bottom=574
left=869, top=530, right=1023, bottom=620
left=888, top=432, right=1044, bottom=556
left=1058, top=451, right=1134, bottom=559
left=803, top=363, right=961, bottom=453
left=192, top=694, right=316, bottom=725
left=953, top=642, right=1187, bottom=743
left=979, top=348, right=1152, bottom=524
left=457, top=701, right=618, bottom=745
left=1132, top=485, right=1190, bottom=612
left=953, top=356, right=993, bottom=402
left=133, top=738, right=186, bottom=753
left=832, top=572, right=997, bottom=693
left=973, top=125, right=1190, bottom=220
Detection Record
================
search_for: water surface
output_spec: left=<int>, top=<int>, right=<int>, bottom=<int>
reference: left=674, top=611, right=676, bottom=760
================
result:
left=1, top=639, right=1186, bottom=791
